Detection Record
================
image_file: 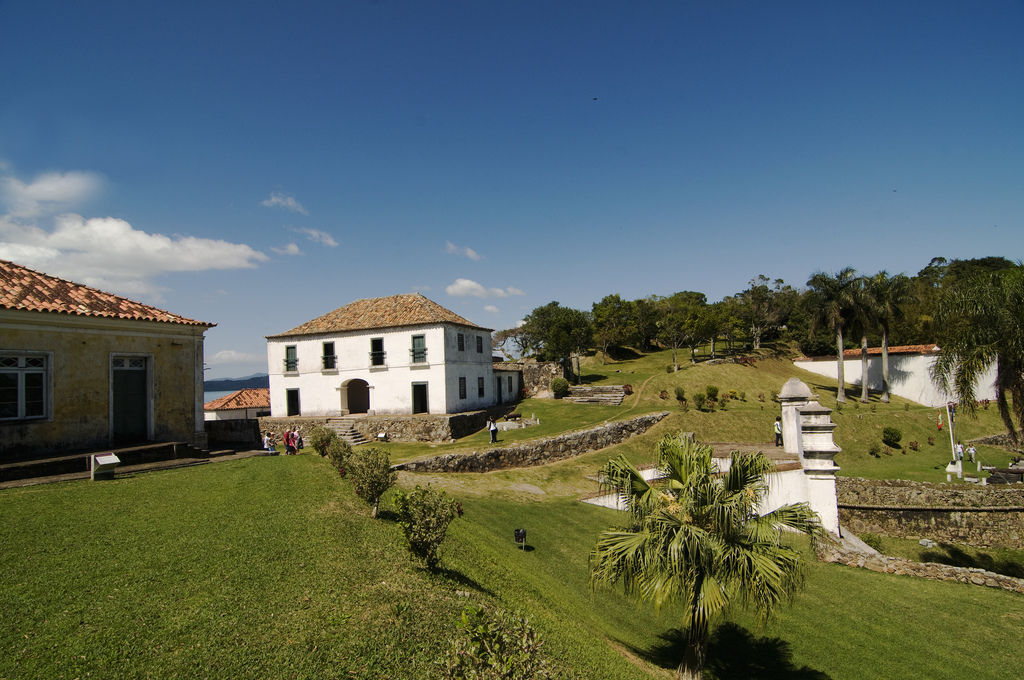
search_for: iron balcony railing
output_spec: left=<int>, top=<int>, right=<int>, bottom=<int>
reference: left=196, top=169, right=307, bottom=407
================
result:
left=410, top=347, right=427, bottom=363
left=322, top=355, right=337, bottom=370
left=369, top=350, right=387, bottom=366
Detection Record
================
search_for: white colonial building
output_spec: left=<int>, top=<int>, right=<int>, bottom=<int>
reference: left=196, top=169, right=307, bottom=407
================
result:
left=793, top=344, right=998, bottom=407
left=266, top=294, right=515, bottom=417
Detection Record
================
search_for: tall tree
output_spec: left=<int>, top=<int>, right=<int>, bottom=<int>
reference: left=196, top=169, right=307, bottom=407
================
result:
left=738, top=275, right=787, bottom=350
left=657, top=292, right=707, bottom=371
left=520, top=302, right=593, bottom=378
left=806, top=268, right=859, bottom=403
left=932, top=266, right=1024, bottom=443
left=630, top=296, right=660, bottom=353
left=592, top=294, right=631, bottom=364
left=849, top=277, right=874, bottom=403
left=590, top=434, right=825, bottom=680
left=866, top=271, right=913, bottom=402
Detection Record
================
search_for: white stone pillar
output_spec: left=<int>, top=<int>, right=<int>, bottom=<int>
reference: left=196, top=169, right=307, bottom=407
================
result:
left=778, top=378, right=811, bottom=457
left=797, top=399, right=842, bottom=535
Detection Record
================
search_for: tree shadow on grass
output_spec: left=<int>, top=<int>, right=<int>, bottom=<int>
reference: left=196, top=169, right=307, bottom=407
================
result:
left=921, top=543, right=1024, bottom=578
left=578, top=373, right=608, bottom=385
left=626, top=623, right=831, bottom=680
left=428, top=566, right=495, bottom=598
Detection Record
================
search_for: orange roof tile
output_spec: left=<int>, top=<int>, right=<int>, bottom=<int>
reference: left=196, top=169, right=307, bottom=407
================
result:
left=0, top=259, right=214, bottom=326
left=268, top=293, right=489, bottom=338
left=204, top=388, right=270, bottom=411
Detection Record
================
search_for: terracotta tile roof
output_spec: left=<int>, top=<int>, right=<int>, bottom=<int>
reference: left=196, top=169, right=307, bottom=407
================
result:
left=269, top=293, right=490, bottom=338
left=795, top=344, right=940, bottom=361
left=204, top=388, right=270, bottom=411
left=0, top=259, right=214, bottom=326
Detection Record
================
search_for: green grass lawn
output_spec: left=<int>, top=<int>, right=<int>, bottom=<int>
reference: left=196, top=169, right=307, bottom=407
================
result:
left=3, top=453, right=1022, bottom=680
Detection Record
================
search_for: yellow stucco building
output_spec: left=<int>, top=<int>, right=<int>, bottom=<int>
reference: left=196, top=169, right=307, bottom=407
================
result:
left=1, top=259, right=214, bottom=460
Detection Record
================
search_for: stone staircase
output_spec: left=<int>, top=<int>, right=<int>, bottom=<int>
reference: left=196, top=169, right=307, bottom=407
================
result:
left=563, top=385, right=627, bottom=405
left=327, top=415, right=370, bottom=446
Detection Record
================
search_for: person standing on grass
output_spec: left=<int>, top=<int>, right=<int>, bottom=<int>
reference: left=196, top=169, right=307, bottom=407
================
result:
left=774, top=416, right=783, bottom=447
left=955, top=441, right=964, bottom=461
left=967, top=444, right=977, bottom=463
left=263, top=432, right=273, bottom=452
left=488, top=416, right=498, bottom=444
left=285, top=428, right=296, bottom=455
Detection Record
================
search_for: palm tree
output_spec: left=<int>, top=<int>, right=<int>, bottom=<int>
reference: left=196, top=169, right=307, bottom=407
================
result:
left=866, top=272, right=913, bottom=402
left=932, top=266, right=1024, bottom=443
left=806, top=268, right=859, bottom=403
left=590, top=434, right=825, bottom=680
left=849, top=276, right=874, bottom=403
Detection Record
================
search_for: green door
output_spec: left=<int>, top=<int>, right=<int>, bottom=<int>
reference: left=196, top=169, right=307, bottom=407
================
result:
left=112, top=358, right=147, bottom=444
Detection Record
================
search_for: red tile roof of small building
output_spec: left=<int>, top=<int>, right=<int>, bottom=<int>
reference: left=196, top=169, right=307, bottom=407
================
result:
left=204, top=388, right=270, bottom=411
left=269, top=293, right=489, bottom=337
left=0, top=259, right=214, bottom=326
left=795, top=344, right=940, bottom=361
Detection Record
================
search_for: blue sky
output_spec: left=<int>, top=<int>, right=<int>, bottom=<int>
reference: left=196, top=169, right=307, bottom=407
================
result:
left=2, top=1, right=1022, bottom=379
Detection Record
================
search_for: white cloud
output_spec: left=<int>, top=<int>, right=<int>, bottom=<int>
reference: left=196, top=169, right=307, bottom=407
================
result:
left=292, top=226, right=338, bottom=247
left=206, top=350, right=266, bottom=365
left=271, top=243, right=303, bottom=255
left=484, top=305, right=499, bottom=313
left=0, top=166, right=269, bottom=302
left=261, top=192, right=308, bottom=215
left=0, top=169, right=104, bottom=217
left=445, top=278, right=525, bottom=299
left=445, top=240, right=482, bottom=261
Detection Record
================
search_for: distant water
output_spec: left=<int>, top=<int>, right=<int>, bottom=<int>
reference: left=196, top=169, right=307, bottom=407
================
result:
left=204, top=390, right=235, bottom=403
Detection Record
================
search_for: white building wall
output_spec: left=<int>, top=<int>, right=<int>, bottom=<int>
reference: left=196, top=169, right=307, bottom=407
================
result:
left=267, top=324, right=495, bottom=417
left=793, top=354, right=998, bottom=407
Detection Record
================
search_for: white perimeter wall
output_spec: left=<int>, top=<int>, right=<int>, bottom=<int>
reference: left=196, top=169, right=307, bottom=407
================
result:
left=267, top=324, right=494, bottom=416
left=793, top=354, right=997, bottom=407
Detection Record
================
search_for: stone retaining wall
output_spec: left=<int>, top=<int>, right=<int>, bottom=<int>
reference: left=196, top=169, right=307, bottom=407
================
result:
left=837, top=477, right=1024, bottom=548
left=971, top=432, right=1024, bottom=451
left=395, top=412, right=670, bottom=473
left=349, top=411, right=496, bottom=443
left=819, top=547, right=1024, bottom=594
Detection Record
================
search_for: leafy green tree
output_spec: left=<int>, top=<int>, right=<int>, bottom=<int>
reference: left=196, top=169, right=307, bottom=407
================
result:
left=806, top=268, right=859, bottom=403
left=392, top=485, right=461, bottom=568
left=347, top=447, right=397, bottom=518
left=865, top=271, right=913, bottom=402
left=656, top=292, right=707, bottom=371
left=630, top=296, right=661, bottom=353
left=520, top=302, right=592, bottom=380
left=737, top=275, right=790, bottom=350
left=590, top=435, right=825, bottom=680
left=592, top=294, right=631, bottom=364
left=932, top=265, right=1024, bottom=443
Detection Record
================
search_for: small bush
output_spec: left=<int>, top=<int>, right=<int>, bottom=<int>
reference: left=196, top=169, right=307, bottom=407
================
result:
left=882, top=426, right=903, bottom=448
left=718, top=397, right=728, bottom=410
left=705, top=385, right=719, bottom=401
left=835, top=402, right=843, bottom=413
left=666, top=365, right=674, bottom=373
left=928, top=436, right=935, bottom=446
left=739, top=391, right=746, bottom=401
left=693, top=393, right=707, bottom=411
left=770, top=390, right=779, bottom=402
left=904, top=403, right=910, bottom=412
left=622, top=384, right=633, bottom=395
left=347, top=447, right=397, bottom=518
left=440, top=606, right=554, bottom=680
left=550, top=377, right=570, bottom=398
left=728, top=389, right=739, bottom=400
left=307, top=424, right=337, bottom=457
left=871, top=403, right=877, bottom=412
left=392, top=485, right=462, bottom=569
left=908, top=440, right=919, bottom=451
left=868, top=442, right=881, bottom=458
left=882, top=446, right=893, bottom=456
left=860, top=533, right=885, bottom=552
left=674, top=386, right=686, bottom=402
left=326, top=438, right=353, bottom=476
left=758, top=392, right=765, bottom=403
left=659, top=389, right=669, bottom=400
left=982, top=399, right=990, bottom=410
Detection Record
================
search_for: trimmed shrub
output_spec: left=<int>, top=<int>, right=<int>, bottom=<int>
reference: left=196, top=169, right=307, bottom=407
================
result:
left=440, top=606, right=554, bottom=680
left=622, top=384, right=633, bottom=395
left=882, top=426, right=903, bottom=448
left=693, top=393, right=707, bottom=411
left=659, top=390, right=669, bottom=400
left=674, top=386, right=686, bottom=402
left=728, top=389, right=739, bottom=400
left=392, top=485, right=462, bottom=568
left=550, top=377, right=570, bottom=398
left=326, top=438, right=352, bottom=476
left=860, top=533, right=884, bottom=552
left=718, top=397, right=728, bottom=410
left=705, top=385, right=719, bottom=401
left=868, top=442, right=881, bottom=458
left=739, top=391, right=746, bottom=401
left=307, top=424, right=337, bottom=457
left=347, top=447, right=396, bottom=518
left=908, top=440, right=919, bottom=452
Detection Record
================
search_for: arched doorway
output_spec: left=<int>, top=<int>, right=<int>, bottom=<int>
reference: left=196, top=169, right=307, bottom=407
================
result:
left=342, top=379, right=370, bottom=414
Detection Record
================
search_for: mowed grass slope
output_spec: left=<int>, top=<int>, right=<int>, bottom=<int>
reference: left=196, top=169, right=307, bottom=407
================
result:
left=3, top=452, right=1022, bottom=680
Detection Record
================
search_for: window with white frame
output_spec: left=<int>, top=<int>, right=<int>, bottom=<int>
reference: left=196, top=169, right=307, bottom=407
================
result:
left=0, top=353, right=48, bottom=420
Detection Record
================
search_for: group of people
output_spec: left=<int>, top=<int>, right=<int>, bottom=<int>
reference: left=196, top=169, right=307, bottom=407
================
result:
left=954, top=441, right=977, bottom=463
left=262, top=428, right=303, bottom=455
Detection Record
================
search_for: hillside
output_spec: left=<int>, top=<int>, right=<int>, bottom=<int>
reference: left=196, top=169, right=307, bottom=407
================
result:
left=204, top=373, right=270, bottom=392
